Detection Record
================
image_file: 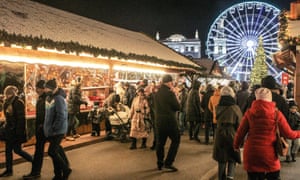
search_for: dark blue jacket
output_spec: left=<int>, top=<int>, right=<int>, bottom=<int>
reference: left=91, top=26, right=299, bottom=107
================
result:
left=44, top=88, right=68, bottom=137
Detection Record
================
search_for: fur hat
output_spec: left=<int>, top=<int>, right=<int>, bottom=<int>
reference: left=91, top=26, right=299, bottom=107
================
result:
left=162, top=74, right=173, bottom=83
left=36, top=80, right=45, bottom=89
left=4, top=85, right=18, bottom=97
left=255, top=88, right=272, bottom=102
left=45, top=79, right=57, bottom=90
left=220, top=86, right=235, bottom=97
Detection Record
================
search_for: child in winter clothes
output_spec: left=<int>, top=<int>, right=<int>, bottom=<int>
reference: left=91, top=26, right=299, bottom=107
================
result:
left=286, top=101, right=300, bottom=162
left=88, top=102, right=102, bottom=136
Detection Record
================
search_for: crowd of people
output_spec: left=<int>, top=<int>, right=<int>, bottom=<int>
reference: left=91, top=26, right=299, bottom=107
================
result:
left=0, top=74, right=300, bottom=179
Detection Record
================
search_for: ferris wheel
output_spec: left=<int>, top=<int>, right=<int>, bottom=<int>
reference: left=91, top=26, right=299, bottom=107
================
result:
left=206, top=1, right=281, bottom=82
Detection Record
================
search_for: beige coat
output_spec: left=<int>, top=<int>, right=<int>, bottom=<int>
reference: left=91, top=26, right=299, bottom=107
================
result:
left=129, top=95, right=150, bottom=138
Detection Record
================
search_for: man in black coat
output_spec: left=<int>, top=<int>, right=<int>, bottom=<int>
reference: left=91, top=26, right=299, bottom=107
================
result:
left=154, top=74, right=180, bottom=172
left=23, top=80, right=47, bottom=179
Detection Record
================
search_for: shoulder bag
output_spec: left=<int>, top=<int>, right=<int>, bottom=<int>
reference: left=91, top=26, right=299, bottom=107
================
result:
left=275, top=110, right=289, bottom=156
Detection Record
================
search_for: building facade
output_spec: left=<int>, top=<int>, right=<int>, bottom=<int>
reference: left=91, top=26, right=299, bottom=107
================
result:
left=156, top=30, right=201, bottom=59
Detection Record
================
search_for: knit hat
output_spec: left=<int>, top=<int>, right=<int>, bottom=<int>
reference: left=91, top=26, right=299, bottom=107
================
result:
left=162, top=74, right=173, bottom=83
left=36, top=80, right=45, bottom=89
left=220, top=86, right=235, bottom=98
left=261, top=75, right=276, bottom=89
left=4, top=85, right=18, bottom=97
left=288, top=100, right=298, bottom=110
left=45, top=79, right=57, bottom=90
left=255, top=88, right=272, bottom=102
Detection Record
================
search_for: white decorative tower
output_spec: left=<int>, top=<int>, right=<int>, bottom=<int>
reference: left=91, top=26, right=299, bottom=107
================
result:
left=195, top=29, right=199, bottom=39
left=155, top=32, right=160, bottom=40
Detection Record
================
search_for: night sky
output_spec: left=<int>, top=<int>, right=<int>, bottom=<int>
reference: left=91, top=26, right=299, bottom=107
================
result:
left=33, top=0, right=294, bottom=56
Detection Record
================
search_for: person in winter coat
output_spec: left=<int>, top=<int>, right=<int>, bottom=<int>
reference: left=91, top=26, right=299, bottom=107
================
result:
left=234, top=88, right=300, bottom=180
left=0, top=86, right=33, bottom=177
left=244, top=75, right=289, bottom=119
left=124, top=82, right=136, bottom=108
left=23, top=80, right=47, bottom=179
left=285, top=101, right=300, bottom=162
left=186, top=80, right=202, bottom=141
left=129, top=88, right=150, bottom=149
left=66, top=77, right=87, bottom=141
left=154, top=74, right=180, bottom=172
left=201, top=84, right=215, bottom=144
left=236, top=81, right=250, bottom=112
left=44, top=79, right=72, bottom=180
left=208, top=85, right=223, bottom=138
left=213, top=86, right=242, bottom=180
left=177, top=83, right=188, bottom=135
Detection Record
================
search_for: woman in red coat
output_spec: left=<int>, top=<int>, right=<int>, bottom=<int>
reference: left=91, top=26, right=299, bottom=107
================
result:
left=234, top=88, right=300, bottom=180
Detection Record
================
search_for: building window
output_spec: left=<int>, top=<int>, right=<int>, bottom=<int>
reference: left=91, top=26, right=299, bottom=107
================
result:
left=191, top=46, right=194, bottom=52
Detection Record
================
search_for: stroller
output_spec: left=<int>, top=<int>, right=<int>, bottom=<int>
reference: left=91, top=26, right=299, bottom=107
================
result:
left=106, top=103, right=131, bottom=143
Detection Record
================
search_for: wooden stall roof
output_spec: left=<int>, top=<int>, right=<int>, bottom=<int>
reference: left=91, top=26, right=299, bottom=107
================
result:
left=0, top=0, right=202, bottom=72
left=194, top=58, right=227, bottom=78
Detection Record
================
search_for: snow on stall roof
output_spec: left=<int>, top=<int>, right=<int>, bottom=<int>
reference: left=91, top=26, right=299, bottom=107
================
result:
left=0, top=0, right=199, bottom=68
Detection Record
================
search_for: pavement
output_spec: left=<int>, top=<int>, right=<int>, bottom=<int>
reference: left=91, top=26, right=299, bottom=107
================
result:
left=0, top=130, right=299, bottom=180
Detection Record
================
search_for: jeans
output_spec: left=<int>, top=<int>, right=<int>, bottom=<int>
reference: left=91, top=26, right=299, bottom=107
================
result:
left=47, top=134, right=70, bottom=177
left=5, top=141, right=33, bottom=172
left=68, top=113, right=80, bottom=136
left=178, top=111, right=186, bottom=134
left=218, top=161, right=236, bottom=180
left=156, top=124, right=180, bottom=167
left=31, top=128, right=47, bottom=174
left=286, top=138, right=300, bottom=156
left=189, top=121, right=201, bottom=140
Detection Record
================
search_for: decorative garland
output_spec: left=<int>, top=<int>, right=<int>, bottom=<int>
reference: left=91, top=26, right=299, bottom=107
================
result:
left=279, top=10, right=300, bottom=46
left=0, top=29, right=204, bottom=72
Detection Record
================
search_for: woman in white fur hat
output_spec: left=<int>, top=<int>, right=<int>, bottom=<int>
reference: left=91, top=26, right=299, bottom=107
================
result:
left=234, top=88, right=300, bottom=180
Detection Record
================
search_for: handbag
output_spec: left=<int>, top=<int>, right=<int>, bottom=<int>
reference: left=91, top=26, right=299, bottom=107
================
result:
left=0, top=122, right=6, bottom=141
left=232, top=148, right=241, bottom=164
left=275, top=110, right=289, bottom=156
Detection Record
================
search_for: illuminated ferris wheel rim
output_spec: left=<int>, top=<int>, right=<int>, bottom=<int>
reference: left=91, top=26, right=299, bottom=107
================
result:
left=208, top=1, right=280, bottom=36
left=205, top=1, right=281, bottom=81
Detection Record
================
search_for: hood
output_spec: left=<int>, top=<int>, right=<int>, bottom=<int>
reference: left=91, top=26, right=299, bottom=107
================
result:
left=249, top=100, right=276, bottom=119
left=54, top=88, right=67, bottom=99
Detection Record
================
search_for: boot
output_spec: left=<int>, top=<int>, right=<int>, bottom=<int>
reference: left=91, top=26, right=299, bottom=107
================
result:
left=130, top=138, right=137, bottom=150
left=285, top=155, right=291, bottom=163
left=194, top=123, right=201, bottom=142
left=104, top=131, right=113, bottom=140
left=141, top=138, right=147, bottom=148
left=291, top=153, right=296, bottom=162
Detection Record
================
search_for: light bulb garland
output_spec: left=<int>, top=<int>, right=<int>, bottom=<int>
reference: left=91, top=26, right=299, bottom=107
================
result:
left=0, top=29, right=204, bottom=72
left=279, top=10, right=300, bottom=46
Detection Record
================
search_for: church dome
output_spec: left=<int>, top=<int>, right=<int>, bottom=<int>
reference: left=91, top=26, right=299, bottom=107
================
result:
left=167, top=34, right=186, bottom=42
